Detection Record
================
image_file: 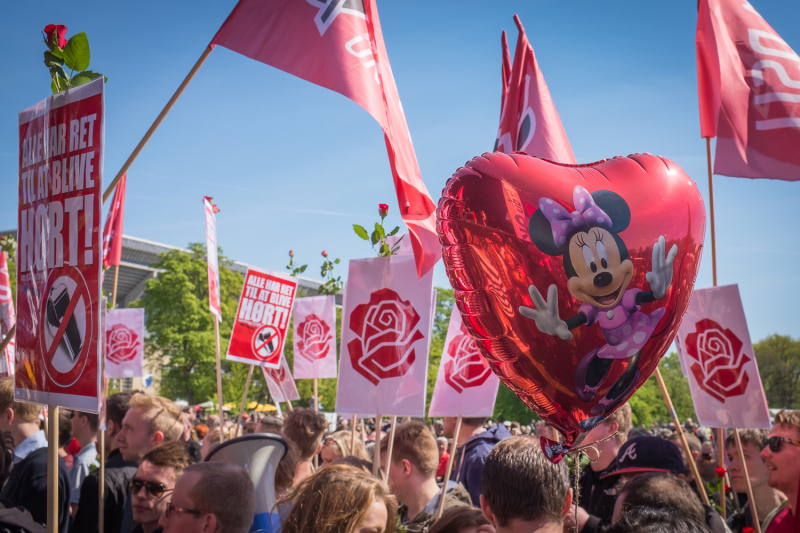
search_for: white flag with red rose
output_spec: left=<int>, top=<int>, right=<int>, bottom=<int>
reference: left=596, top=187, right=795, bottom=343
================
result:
left=675, top=284, right=770, bottom=428
left=429, top=306, right=500, bottom=417
left=105, top=308, right=144, bottom=379
left=336, top=255, right=434, bottom=417
left=293, top=295, right=337, bottom=379
left=262, top=356, right=300, bottom=403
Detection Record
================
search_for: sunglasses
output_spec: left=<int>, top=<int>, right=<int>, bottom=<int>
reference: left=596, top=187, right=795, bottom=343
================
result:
left=767, top=436, right=800, bottom=453
left=165, top=502, right=206, bottom=519
left=128, top=478, right=173, bottom=499
left=323, top=437, right=337, bottom=447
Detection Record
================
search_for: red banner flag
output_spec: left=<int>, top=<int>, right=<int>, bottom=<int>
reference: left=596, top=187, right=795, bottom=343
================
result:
left=0, top=252, right=15, bottom=377
left=102, top=173, right=126, bottom=269
left=697, top=0, right=800, bottom=181
left=211, top=0, right=440, bottom=277
left=495, top=15, right=576, bottom=165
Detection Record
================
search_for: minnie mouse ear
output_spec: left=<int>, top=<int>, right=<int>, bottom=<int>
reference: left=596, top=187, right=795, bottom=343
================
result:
left=529, top=209, right=563, bottom=257
left=592, top=190, right=631, bottom=233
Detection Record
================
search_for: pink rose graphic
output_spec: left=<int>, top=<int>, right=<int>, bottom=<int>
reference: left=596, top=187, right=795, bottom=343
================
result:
left=106, top=323, right=140, bottom=365
left=296, top=314, right=332, bottom=361
left=685, top=318, right=750, bottom=402
left=347, top=288, right=424, bottom=385
left=444, top=324, right=491, bottom=393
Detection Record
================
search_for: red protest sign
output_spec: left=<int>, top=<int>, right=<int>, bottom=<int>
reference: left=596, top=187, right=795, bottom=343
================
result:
left=15, top=79, right=104, bottom=412
left=226, top=268, right=297, bottom=369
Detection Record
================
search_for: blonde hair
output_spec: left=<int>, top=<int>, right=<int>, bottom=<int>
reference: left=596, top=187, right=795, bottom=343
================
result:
left=128, top=394, right=183, bottom=442
left=323, top=430, right=369, bottom=461
left=773, top=409, right=800, bottom=437
left=0, top=377, right=41, bottom=424
left=605, top=403, right=632, bottom=446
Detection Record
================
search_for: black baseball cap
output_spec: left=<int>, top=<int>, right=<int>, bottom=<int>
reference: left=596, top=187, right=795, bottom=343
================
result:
left=601, top=436, right=686, bottom=479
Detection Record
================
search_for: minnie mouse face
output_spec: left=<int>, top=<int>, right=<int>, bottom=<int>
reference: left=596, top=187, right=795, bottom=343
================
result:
left=566, top=227, right=633, bottom=309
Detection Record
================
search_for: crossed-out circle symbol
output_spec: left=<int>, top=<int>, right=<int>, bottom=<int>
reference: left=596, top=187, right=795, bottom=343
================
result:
left=252, top=325, right=282, bottom=363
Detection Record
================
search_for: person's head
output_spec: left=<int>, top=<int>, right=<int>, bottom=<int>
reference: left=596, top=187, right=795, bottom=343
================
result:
left=278, top=464, right=395, bottom=533
left=131, top=441, right=190, bottom=531
left=604, top=436, right=685, bottom=483
left=480, top=436, right=571, bottom=530
left=321, top=430, right=369, bottom=465
left=666, top=431, right=700, bottom=477
left=428, top=506, right=491, bottom=533
left=182, top=406, right=197, bottom=423
left=0, top=377, right=42, bottom=440
left=58, top=410, right=73, bottom=449
left=378, top=421, right=439, bottom=499
left=256, top=415, right=284, bottom=435
left=725, top=429, right=770, bottom=493
left=283, top=408, right=328, bottom=461
left=106, top=391, right=142, bottom=449
left=611, top=473, right=705, bottom=525
left=200, top=426, right=231, bottom=460
left=445, top=417, right=486, bottom=438
left=116, top=395, right=183, bottom=463
left=159, top=462, right=255, bottom=533
left=584, top=403, right=632, bottom=450
left=194, top=424, right=209, bottom=440
left=437, top=436, right=448, bottom=456
left=606, top=506, right=711, bottom=533
left=70, top=409, right=99, bottom=445
left=760, top=409, right=800, bottom=496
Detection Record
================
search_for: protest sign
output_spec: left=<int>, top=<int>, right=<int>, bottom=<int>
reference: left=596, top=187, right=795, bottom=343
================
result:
left=676, top=284, right=771, bottom=428
left=429, top=305, right=499, bottom=417
left=203, top=197, right=222, bottom=321
left=16, top=79, right=103, bottom=411
left=0, top=252, right=15, bottom=377
left=336, top=255, right=434, bottom=417
left=293, top=295, right=337, bottom=379
left=227, top=268, right=297, bottom=369
left=105, top=308, right=144, bottom=379
left=262, top=356, right=300, bottom=403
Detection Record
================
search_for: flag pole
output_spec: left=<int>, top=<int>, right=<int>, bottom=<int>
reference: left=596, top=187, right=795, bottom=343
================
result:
left=382, top=416, right=397, bottom=484
left=47, top=405, right=59, bottom=533
left=213, top=319, right=224, bottom=445
left=655, top=368, right=710, bottom=506
left=733, top=428, right=761, bottom=533
left=436, top=416, right=462, bottom=519
left=103, top=46, right=214, bottom=203
left=0, top=324, right=14, bottom=354
left=275, top=378, right=294, bottom=412
left=111, top=264, right=120, bottom=309
left=236, top=365, right=254, bottom=438
left=350, top=415, right=357, bottom=453
left=313, top=378, right=318, bottom=411
left=372, top=414, right=382, bottom=478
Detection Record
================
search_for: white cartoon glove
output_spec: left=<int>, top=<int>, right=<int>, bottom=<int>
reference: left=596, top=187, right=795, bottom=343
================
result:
left=646, top=235, right=678, bottom=300
left=519, top=284, right=573, bottom=341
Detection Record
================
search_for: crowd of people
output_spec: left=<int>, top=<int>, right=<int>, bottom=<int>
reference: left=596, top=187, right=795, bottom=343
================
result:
left=0, top=376, right=796, bottom=533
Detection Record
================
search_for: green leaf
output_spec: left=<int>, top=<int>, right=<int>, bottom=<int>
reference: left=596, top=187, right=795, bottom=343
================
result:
left=50, top=64, right=68, bottom=80
left=44, top=51, right=64, bottom=68
left=370, top=230, right=379, bottom=246
left=353, top=224, right=369, bottom=241
left=297, top=264, right=307, bottom=274
left=334, top=258, right=340, bottom=264
left=63, top=32, right=90, bottom=71
left=394, top=234, right=405, bottom=245
left=380, top=242, right=390, bottom=255
left=71, top=70, right=103, bottom=87
left=48, top=47, right=64, bottom=60
left=374, top=223, right=385, bottom=239
left=388, top=226, right=400, bottom=236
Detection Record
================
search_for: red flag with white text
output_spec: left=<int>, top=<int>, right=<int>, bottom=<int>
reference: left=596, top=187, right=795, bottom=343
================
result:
left=102, top=174, right=126, bottom=269
left=0, top=252, right=15, bottom=377
left=697, top=0, right=800, bottom=181
left=210, top=0, right=440, bottom=277
left=203, top=197, right=222, bottom=321
left=495, top=15, right=576, bottom=164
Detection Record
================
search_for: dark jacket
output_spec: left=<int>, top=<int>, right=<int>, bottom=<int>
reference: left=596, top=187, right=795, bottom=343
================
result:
left=71, top=448, right=138, bottom=533
left=578, top=457, right=620, bottom=533
left=1, top=448, right=70, bottom=532
left=450, top=424, right=511, bottom=508
left=397, top=482, right=472, bottom=533
left=0, top=498, right=46, bottom=533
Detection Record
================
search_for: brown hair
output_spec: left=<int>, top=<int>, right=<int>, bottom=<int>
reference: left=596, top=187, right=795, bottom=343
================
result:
left=605, top=403, right=632, bottom=446
left=284, top=408, right=327, bottom=461
left=428, top=507, right=490, bottom=533
left=141, top=441, right=191, bottom=481
left=725, top=428, right=769, bottom=451
left=0, top=377, right=41, bottom=424
left=482, top=436, right=569, bottom=527
left=275, top=439, right=298, bottom=496
left=773, top=409, right=800, bottom=437
left=461, top=417, right=488, bottom=427
left=618, top=473, right=705, bottom=526
left=278, top=464, right=396, bottom=533
left=185, top=462, right=256, bottom=533
left=107, top=391, right=142, bottom=430
left=128, top=395, right=183, bottom=442
left=74, top=410, right=99, bottom=433
left=378, top=421, right=438, bottom=478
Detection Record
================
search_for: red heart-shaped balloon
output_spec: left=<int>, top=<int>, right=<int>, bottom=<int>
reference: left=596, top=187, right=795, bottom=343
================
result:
left=437, top=152, right=704, bottom=460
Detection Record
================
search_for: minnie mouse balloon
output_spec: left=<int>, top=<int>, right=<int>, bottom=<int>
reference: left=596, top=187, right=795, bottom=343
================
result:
left=436, top=152, right=704, bottom=462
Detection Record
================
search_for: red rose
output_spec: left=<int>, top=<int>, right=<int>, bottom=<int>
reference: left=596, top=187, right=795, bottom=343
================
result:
left=106, top=323, right=140, bottom=364
left=321, top=250, right=328, bottom=258
left=716, top=467, right=727, bottom=478
left=289, top=250, right=294, bottom=257
left=347, top=288, right=424, bottom=385
left=444, top=324, right=491, bottom=393
left=685, top=318, right=750, bottom=402
left=378, top=204, right=389, bottom=218
left=44, top=24, right=68, bottom=49
left=296, top=314, right=332, bottom=361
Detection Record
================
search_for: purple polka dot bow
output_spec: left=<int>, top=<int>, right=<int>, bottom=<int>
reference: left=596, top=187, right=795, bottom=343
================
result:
left=538, top=186, right=613, bottom=250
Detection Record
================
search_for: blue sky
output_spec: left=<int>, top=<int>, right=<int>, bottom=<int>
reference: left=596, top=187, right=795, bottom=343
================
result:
left=2, top=1, right=799, bottom=344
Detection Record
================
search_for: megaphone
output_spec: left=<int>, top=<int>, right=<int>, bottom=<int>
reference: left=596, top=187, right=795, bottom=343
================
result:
left=205, top=433, right=287, bottom=532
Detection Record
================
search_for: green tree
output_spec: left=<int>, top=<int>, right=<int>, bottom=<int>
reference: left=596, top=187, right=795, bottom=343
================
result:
left=755, top=334, right=800, bottom=409
left=629, top=352, right=695, bottom=427
left=426, top=287, right=455, bottom=412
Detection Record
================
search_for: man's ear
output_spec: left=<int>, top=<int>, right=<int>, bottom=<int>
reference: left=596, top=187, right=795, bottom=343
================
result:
left=3, top=408, right=14, bottom=426
left=691, top=450, right=700, bottom=460
left=201, top=511, right=217, bottom=532
left=152, top=431, right=165, bottom=446
left=562, top=488, right=574, bottom=517
left=479, top=495, right=496, bottom=526
left=106, top=420, right=117, bottom=439
left=315, top=442, right=323, bottom=456
left=402, top=458, right=412, bottom=476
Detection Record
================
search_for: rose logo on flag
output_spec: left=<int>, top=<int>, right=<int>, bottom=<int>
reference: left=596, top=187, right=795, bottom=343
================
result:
left=444, top=324, right=491, bottom=393
left=347, top=288, right=424, bottom=385
left=685, top=318, right=750, bottom=403
left=296, top=314, right=332, bottom=361
left=106, top=323, right=140, bottom=365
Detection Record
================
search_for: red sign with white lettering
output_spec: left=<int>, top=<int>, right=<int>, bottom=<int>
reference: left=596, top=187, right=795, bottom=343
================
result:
left=15, top=79, right=104, bottom=412
left=226, top=268, right=297, bottom=369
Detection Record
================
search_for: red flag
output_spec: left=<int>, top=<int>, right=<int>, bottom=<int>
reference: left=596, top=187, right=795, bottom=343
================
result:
left=697, top=0, right=800, bottom=181
left=102, top=174, right=126, bottom=269
left=495, top=15, right=576, bottom=164
left=500, top=30, right=512, bottom=113
left=0, top=251, right=14, bottom=377
left=211, top=0, right=440, bottom=277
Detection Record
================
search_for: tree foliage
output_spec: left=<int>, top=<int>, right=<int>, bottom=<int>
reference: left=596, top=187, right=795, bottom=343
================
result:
left=754, top=334, right=800, bottom=409
left=628, top=352, right=695, bottom=428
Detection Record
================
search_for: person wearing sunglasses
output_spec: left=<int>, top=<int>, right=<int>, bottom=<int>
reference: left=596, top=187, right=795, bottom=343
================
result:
left=130, top=442, right=190, bottom=533
left=760, top=409, right=800, bottom=533
left=321, top=430, right=370, bottom=465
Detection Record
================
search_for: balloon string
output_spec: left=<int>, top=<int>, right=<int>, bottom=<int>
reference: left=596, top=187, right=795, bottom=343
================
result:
left=567, top=430, right=618, bottom=460
left=566, top=431, right=618, bottom=533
